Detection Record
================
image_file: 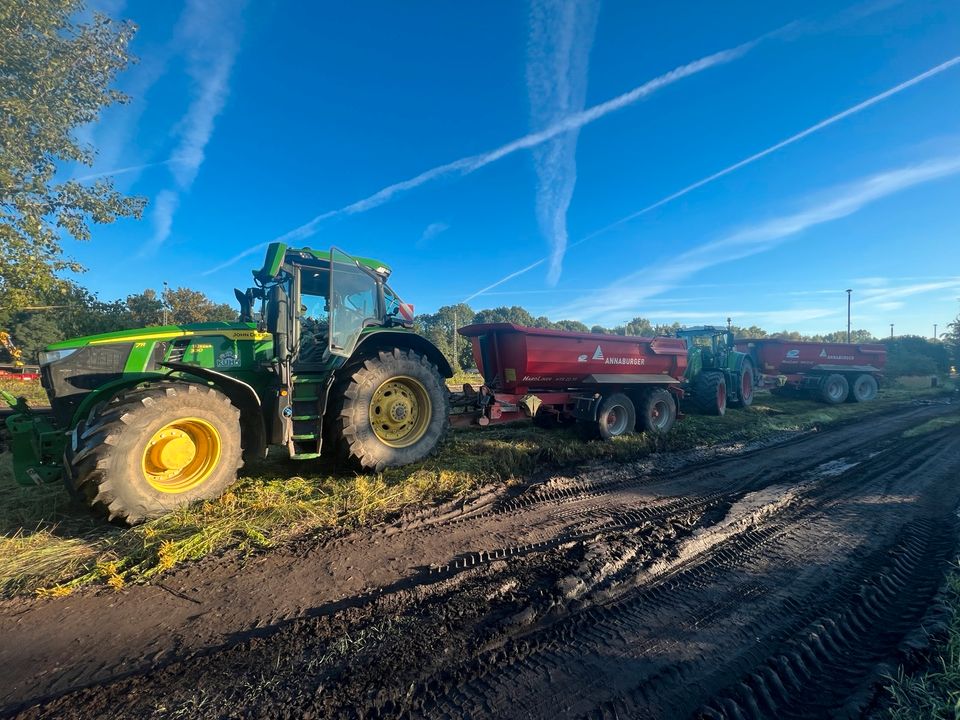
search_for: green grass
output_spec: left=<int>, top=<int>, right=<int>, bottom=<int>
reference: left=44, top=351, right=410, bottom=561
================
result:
left=0, top=377, right=48, bottom=406
left=0, top=381, right=953, bottom=598
left=881, top=564, right=960, bottom=719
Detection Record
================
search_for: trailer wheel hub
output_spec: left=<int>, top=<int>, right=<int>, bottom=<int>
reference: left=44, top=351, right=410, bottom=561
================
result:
left=141, top=418, right=222, bottom=493
left=369, top=377, right=431, bottom=448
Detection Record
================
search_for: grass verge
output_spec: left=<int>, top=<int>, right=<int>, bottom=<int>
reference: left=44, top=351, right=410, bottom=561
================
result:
left=880, top=564, right=960, bottom=719
left=0, top=377, right=48, bottom=406
left=0, top=379, right=954, bottom=598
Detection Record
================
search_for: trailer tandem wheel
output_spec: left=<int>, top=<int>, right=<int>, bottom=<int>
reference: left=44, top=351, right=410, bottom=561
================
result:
left=818, top=374, right=849, bottom=404
left=594, top=393, right=636, bottom=441
left=848, top=373, right=879, bottom=403
left=637, top=388, right=677, bottom=436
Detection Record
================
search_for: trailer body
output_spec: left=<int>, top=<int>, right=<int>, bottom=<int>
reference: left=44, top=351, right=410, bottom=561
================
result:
left=454, top=323, right=687, bottom=438
left=735, top=338, right=886, bottom=403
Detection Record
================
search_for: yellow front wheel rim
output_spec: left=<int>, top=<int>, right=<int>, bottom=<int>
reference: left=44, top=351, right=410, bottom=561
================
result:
left=141, top=417, right=222, bottom=493
left=369, top=376, right=432, bottom=448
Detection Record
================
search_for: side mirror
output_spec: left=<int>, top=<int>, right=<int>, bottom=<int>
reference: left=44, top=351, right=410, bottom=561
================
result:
left=235, top=288, right=254, bottom=323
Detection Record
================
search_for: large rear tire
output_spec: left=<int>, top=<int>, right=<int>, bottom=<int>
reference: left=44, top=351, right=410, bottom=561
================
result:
left=848, top=373, right=878, bottom=403
left=818, top=374, right=849, bottom=404
left=728, top=359, right=755, bottom=408
left=637, top=388, right=677, bottom=436
left=335, top=348, right=450, bottom=470
left=596, top=393, right=635, bottom=441
left=693, top=371, right=727, bottom=416
left=68, top=383, right=243, bottom=525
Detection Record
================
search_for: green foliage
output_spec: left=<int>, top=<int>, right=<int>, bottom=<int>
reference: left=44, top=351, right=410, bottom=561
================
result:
left=945, top=309, right=960, bottom=369
left=414, top=303, right=475, bottom=372
left=125, top=289, right=164, bottom=326
left=881, top=565, right=960, bottom=719
left=161, top=286, right=237, bottom=325
left=0, top=0, right=147, bottom=324
left=472, top=305, right=537, bottom=327
left=882, top=335, right=951, bottom=377
left=6, top=283, right=240, bottom=361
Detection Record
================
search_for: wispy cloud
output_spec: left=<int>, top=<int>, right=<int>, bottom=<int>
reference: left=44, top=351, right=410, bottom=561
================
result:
left=418, top=221, right=450, bottom=246
left=150, top=190, right=179, bottom=248
left=550, top=154, right=960, bottom=324
left=463, top=54, right=960, bottom=301
left=527, top=0, right=600, bottom=285
left=144, top=0, right=245, bottom=253
left=203, top=37, right=757, bottom=275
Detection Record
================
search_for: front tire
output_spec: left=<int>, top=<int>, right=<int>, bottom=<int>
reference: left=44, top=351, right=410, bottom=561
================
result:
left=693, top=371, right=727, bottom=416
left=69, top=383, right=243, bottom=525
left=728, top=359, right=755, bottom=408
left=335, top=348, right=450, bottom=470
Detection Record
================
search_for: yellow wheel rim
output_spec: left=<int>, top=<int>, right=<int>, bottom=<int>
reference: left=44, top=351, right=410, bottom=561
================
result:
left=141, top=417, right=222, bottom=493
left=369, top=376, right=432, bottom=448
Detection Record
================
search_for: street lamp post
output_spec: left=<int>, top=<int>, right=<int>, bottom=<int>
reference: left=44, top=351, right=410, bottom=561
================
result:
left=890, top=323, right=894, bottom=339
left=934, top=323, right=938, bottom=340
left=846, top=289, right=852, bottom=343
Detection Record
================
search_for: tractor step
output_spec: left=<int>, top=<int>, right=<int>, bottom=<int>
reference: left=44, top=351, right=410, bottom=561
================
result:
left=292, top=433, right=318, bottom=440
left=290, top=452, right=322, bottom=460
left=293, top=394, right=319, bottom=402
left=292, top=414, right=319, bottom=421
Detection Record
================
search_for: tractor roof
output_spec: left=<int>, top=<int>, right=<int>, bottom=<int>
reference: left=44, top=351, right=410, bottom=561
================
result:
left=255, top=243, right=391, bottom=283
left=677, top=325, right=728, bottom=334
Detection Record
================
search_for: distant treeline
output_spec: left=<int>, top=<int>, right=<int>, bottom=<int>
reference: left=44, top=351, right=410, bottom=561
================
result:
left=415, top=303, right=958, bottom=377
left=2, top=291, right=957, bottom=379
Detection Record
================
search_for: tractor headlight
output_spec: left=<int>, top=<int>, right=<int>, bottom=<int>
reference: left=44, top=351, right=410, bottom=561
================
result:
left=38, top=348, right=78, bottom=366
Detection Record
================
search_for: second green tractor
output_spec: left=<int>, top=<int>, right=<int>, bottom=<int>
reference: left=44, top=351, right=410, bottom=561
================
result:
left=675, top=326, right=755, bottom=415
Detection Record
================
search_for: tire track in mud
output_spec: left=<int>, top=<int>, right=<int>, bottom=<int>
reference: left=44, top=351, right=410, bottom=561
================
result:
left=411, top=428, right=960, bottom=720
left=4, top=400, right=959, bottom=719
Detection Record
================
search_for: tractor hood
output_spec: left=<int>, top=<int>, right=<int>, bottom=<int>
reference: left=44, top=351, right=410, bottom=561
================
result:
left=43, top=322, right=263, bottom=353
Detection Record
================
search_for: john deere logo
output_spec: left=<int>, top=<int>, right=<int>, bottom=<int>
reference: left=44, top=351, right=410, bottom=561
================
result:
left=592, top=345, right=604, bottom=361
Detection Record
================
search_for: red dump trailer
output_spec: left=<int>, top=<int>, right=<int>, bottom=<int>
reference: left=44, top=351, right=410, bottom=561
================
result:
left=735, top=339, right=886, bottom=404
left=453, top=323, right=688, bottom=439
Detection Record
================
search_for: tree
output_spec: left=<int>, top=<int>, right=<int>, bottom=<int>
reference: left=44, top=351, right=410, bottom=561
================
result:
left=553, top=319, right=589, bottom=333
left=126, top=289, right=164, bottom=326
left=414, top=303, right=475, bottom=372
left=162, top=287, right=236, bottom=325
left=0, top=0, right=146, bottom=325
left=472, top=306, right=536, bottom=327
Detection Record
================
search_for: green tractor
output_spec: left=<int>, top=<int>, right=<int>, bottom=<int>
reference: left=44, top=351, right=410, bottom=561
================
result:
left=1, top=245, right=452, bottom=524
left=675, top=326, right=754, bottom=416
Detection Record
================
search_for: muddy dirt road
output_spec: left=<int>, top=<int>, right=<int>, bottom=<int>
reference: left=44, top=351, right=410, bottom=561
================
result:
left=3, top=399, right=960, bottom=719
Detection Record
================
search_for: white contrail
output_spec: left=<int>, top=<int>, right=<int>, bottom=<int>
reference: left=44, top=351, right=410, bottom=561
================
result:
left=203, top=40, right=754, bottom=276
left=551, top=153, right=960, bottom=323
left=146, top=0, right=244, bottom=253
left=74, top=160, right=175, bottom=183
left=463, top=54, right=960, bottom=302
left=527, top=0, right=600, bottom=285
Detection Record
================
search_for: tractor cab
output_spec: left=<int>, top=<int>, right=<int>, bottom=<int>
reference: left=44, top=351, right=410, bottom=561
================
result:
left=676, top=326, right=736, bottom=374
left=675, top=325, right=754, bottom=415
left=243, top=244, right=431, bottom=461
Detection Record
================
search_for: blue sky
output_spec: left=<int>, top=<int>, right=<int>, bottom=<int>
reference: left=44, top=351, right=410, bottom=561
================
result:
left=68, top=0, right=960, bottom=338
